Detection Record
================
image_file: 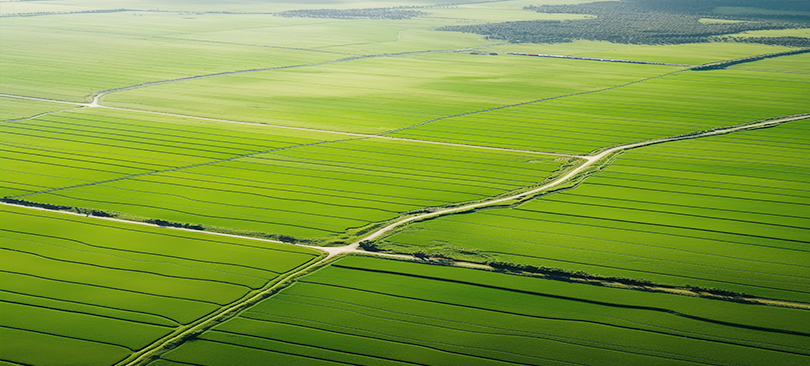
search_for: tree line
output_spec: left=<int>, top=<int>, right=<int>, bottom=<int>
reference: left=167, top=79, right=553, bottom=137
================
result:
left=438, top=0, right=810, bottom=46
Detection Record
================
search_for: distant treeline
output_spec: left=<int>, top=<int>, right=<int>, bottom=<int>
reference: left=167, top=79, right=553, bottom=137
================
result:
left=1, top=7, right=425, bottom=20
left=716, top=36, right=810, bottom=48
left=0, top=8, right=134, bottom=17
left=438, top=0, right=810, bottom=46
left=276, top=8, right=426, bottom=20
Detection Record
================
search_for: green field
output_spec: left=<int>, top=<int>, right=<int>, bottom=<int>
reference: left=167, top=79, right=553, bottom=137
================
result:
left=1, top=0, right=809, bottom=365
left=151, top=256, right=810, bottom=366
left=382, top=119, right=810, bottom=302
left=0, top=204, right=321, bottom=366
left=103, top=52, right=678, bottom=134
left=390, top=68, right=810, bottom=154
left=0, top=106, right=564, bottom=242
left=0, top=97, right=80, bottom=121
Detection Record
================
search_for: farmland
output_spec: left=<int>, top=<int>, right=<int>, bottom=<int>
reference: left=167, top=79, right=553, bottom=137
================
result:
left=1, top=0, right=809, bottom=365
left=0, top=106, right=564, bottom=242
left=151, top=256, right=810, bottom=366
left=389, top=68, right=810, bottom=153
left=103, top=52, right=676, bottom=134
left=383, top=117, right=810, bottom=302
left=0, top=204, right=321, bottom=366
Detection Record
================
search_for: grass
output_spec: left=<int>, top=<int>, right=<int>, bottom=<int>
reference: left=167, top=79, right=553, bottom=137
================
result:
left=0, top=327, right=130, bottom=366
left=730, top=52, right=810, bottom=73
left=0, top=204, right=320, bottom=366
left=2, top=1, right=809, bottom=364
left=0, top=0, right=462, bottom=15
left=3, top=107, right=562, bottom=242
left=151, top=256, right=810, bottom=366
left=106, top=52, right=677, bottom=134
left=725, top=28, right=810, bottom=39
left=0, top=13, right=335, bottom=102
left=0, top=97, right=79, bottom=121
left=0, top=107, right=340, bottom=198
left=381, top=119, right=810, bottom=302
left=482, top=40, right=793, bottom=65
left=390, top=68, right=810, bottom=154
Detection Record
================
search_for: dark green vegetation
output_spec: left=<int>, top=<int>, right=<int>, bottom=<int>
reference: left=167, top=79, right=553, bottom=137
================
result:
left=150, top=256, right=810, bottom=366
left=0, top=204, right=321, bottom=366
left=440, top=0, right=810, bottom=45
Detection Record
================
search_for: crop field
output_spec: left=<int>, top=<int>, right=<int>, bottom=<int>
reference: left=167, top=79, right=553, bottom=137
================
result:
left=0, top=203, right=321, bottom=366
left=150, top=256, right=810, bottom=366
left=389, top=68, right=810, bottom=154
left=0, top=107, right=341, bottom=198
left=104, top=52, right=677, bottom=134
left=731, top=52, right=810, bottom=73
left=490, top=40, right=793, bottom=65
left=0, top=97, right=79, bottom=121
left=2, top=0, right=809, bottom=365
left=384, top=119, right=810, bottom=302
left=0, top=107, right=564, bottom=241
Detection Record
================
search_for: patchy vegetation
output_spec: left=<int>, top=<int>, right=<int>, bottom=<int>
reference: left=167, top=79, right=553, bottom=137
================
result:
left=438, top=0, right=810, bottom=45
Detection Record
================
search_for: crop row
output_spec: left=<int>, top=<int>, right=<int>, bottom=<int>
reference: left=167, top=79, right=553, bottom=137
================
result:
left=392, top=69, right=810, bottom=154
left=0, top=204, right=320, bottom=366
left=4, top=108, right=563, bottom=241
left=0, top=108, right=335, bottom=197
left=384, top=119, right=810, bottom=302
left=105, top=52, right=676, bottom=134
left=732, top=52, right=810, bottom=73
left=151, top=256, right=810, bottom=366
left=0, top=13, right=336, bottom=102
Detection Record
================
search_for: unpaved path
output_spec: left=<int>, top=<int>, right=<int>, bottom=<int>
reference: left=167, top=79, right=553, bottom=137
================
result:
left=3, top=113, right=808, bottom=366
left=345, top=113, right=810, bottom=250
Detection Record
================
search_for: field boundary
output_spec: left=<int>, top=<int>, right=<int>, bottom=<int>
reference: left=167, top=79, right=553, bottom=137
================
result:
left=351, top=113, right=810, bottom=246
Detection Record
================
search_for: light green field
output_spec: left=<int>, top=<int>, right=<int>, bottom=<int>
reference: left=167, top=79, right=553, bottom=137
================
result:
left=152, top=256, right=810, bottom=366
left=725, top=28, right=810, bottom=38
left=731, top=52, right=810, bottom=73
left=391, top=68, right=810, bottom=153
left=0, top=204, right=320, bottom=366
left=0, top=107, right=341, bottom=198
left=3, top=108, right=562, bottom=241
left=106, top=52, right=677, bottom=134
left=483, top=40, right=793, bottom=65
left=0, top=0, right=606, bottom=15
left=0, top=97, right=79, bottom=121
left=0, top=14, right=335, bottom=102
